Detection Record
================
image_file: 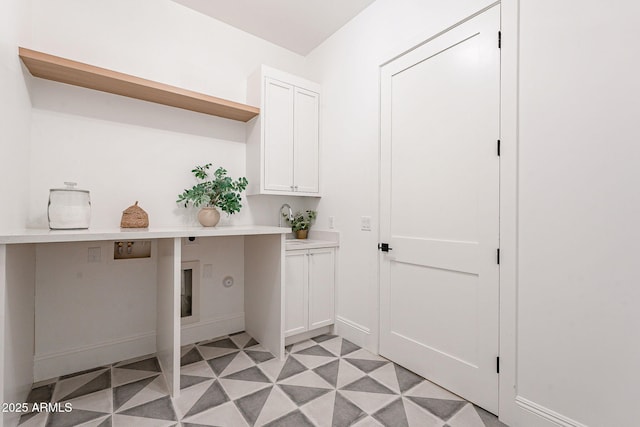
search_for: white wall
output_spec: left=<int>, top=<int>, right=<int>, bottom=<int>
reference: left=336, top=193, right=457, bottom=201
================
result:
left=34, top=240, right=158, bottom=380
left=0, top=0, right=32, bottom=425
left=26, top=0, right=311, bottom=229
left=307, top=1, right=640, bottom=425
left=24, top=0, right=316, bottom=379
left=1, top=245, right=35, bottom=427
left=0, top=0, right=31, bottom=231
left=180, top=236, right=246, bottom=345
left=11, top=0, right=639, bottom=424
left=500, top=1, right=640, bottom=426
left=33, top=236, right=246, bottom=380
left=304, top=0, right=495, bottom=350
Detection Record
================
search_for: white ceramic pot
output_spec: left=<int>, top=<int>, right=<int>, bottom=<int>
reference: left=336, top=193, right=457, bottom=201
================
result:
left=197, top=207, right=220, bottom=227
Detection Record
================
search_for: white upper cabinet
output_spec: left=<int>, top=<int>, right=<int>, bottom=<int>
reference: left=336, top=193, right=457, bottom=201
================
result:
left=246, top=66, right=321, bottom=196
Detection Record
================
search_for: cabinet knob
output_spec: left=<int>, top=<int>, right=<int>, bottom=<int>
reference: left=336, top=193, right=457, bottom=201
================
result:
left=294, top=185, right=298, bottom=190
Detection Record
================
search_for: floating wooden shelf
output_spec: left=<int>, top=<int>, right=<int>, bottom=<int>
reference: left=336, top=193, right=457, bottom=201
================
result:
left=18, top=47, right=260, bottom=122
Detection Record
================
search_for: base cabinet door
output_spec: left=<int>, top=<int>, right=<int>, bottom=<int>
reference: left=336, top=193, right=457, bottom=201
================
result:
left=308, top=248, right=335, bottom=329
left=284, top=250, right=308, bottom=336
left=285, top=247, right=336, bottom=338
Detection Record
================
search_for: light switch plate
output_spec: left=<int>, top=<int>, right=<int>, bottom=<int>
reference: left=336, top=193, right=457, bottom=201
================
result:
left=361, top=216, right=372, bottom=231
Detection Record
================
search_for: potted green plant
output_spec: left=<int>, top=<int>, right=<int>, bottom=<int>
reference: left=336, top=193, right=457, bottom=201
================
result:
left=284, top=209, right=317, bottom=239
left=177, top=163, right=248, bottom=227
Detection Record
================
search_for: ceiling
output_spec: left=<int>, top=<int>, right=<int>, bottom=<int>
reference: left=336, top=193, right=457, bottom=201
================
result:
left=172, top=0, right=377, bottom=56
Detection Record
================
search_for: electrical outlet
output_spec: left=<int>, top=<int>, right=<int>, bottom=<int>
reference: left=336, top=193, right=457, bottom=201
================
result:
left=88, top=247, right=101, bottom=263
left=184, top=236, right=199, bottom=246
left=203, top=264, right=213, bottom=278
left=328, top=216, right=335, bottom=229
left=361, top=216, right=372, bottom=231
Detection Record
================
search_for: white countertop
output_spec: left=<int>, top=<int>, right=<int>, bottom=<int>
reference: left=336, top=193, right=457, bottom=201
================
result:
left=284, top=230, right=340, bottom=251
left=0, top=225, right=291, bottom=244
left=285, top=239, right=339, bottom=250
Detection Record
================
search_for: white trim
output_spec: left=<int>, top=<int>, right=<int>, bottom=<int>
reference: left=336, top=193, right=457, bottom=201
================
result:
left=516, top=397, right=588, bottom=427
left=180, top=312, right=245, bottom=346
left=34, top=331, right=156, bottom=381
left=497, top=1, right=579, bottom=426
left=379, top=1, right=501, bottom=67
left=336, top=315, right=370, bottom=334
left=499, top=0, right=522, bottom=425
left=33, top=312, right=245, bottom=381
left=0, top=244, right=7, bottom=426
left=284, top=325, right=333, bottom=346
left=336, top=315, right=375, bottom=351
left=260, top=65, right=322, bottom=94
left=180, top=260, right=201, bottom=326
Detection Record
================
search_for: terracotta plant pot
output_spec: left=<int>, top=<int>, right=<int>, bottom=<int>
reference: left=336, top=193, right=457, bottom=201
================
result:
left=296, top=229, right=309, bottom=239
left=198, top=207, right=220, bottom=227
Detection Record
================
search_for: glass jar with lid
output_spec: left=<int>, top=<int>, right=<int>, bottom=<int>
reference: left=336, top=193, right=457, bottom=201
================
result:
left=48, top=182, right=91, bottom=229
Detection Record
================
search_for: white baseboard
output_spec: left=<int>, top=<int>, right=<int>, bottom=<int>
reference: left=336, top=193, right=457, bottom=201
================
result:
left=33, top=313, right=245, bottom=382
left=335, top=315, right=373, bottom=350
left=34, top=331, right=156, bottom=382
left=285, top=325, right=334, bottom=346
left=516, top=396, right=587, bottom=427
left=181, top=312, right=245, bottom=346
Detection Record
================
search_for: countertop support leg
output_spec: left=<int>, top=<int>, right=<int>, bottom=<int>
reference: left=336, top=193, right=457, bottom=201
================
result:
left=1, top=244, right=36, bottom=427
left=156, top=238, right=181, bottom=398
left=244, top=234, right=285, bottom=360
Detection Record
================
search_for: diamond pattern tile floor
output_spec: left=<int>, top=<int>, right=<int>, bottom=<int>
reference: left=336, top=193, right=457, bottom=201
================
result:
left=20, top=332, right=508, bottom=426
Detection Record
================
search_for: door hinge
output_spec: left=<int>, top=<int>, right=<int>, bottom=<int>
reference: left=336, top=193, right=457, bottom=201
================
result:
left=497, top=139, right=501, bottom=156
left=497, top=356, right=500, bottom=374
left=496, top=248, right=500, bottom=265
left=498, top=31, right=501, bottom=48
left=378, top=243, right=393, bottom=252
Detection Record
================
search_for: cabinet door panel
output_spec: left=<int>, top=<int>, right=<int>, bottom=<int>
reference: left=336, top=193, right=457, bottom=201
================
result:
left=264, top=78, right=295, bottom=192
left=285, top=251, right=308, bottom=336
left=293, top=87, right=320, bottom=193
left=308, top=248, right=335, bottom=329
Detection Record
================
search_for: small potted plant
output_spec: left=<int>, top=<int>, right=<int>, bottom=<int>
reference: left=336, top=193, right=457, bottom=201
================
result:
left=177, top=163, right=248, bottom=227
left=284, top=209, right=317, bottom=239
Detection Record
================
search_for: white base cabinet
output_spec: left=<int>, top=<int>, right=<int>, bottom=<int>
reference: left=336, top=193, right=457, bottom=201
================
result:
left=285, top=247, right=335, bottom=337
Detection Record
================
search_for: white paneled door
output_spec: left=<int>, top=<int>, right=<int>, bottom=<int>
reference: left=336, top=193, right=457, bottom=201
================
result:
left=379, top=6, right=500, bottom=413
